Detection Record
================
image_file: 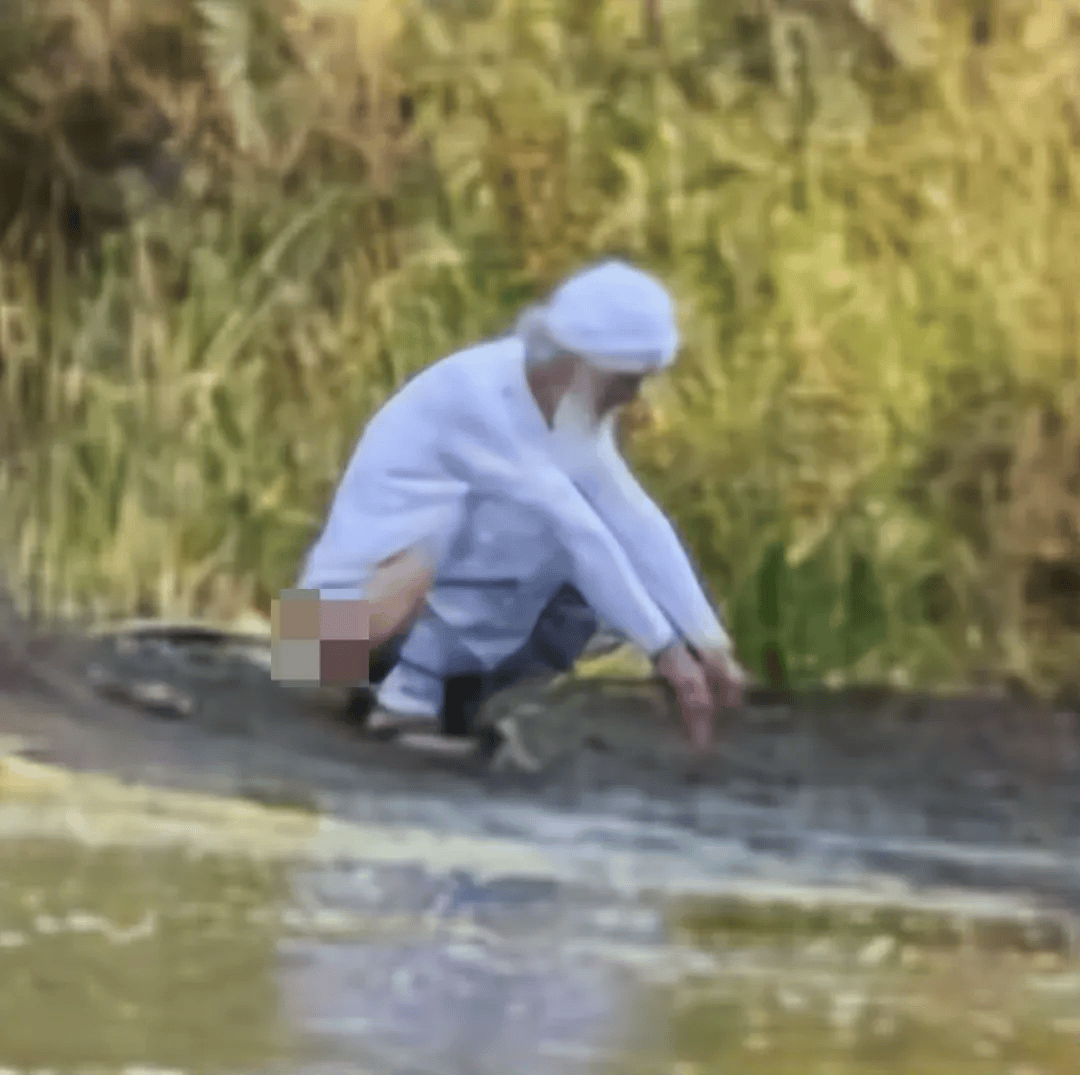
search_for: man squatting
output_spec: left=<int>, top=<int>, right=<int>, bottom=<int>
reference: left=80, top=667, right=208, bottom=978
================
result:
left=297, top=260, right=747, bottom=767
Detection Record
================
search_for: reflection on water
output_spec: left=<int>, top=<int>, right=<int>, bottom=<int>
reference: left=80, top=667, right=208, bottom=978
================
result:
left=0, top=840, right=288, bottom=1072
left=0, top=838, right=1078, bottom=1075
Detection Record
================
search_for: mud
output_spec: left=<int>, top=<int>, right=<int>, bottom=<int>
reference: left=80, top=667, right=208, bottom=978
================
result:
left=2, top=601, right=1079, bottom=907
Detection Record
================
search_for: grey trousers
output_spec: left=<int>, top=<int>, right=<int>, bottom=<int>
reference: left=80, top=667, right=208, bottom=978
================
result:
left=368, top=583, right=600, bottom=733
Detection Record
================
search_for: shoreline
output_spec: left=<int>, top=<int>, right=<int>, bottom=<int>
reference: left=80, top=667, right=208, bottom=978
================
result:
left=2, top=645, right=1079, bottom=954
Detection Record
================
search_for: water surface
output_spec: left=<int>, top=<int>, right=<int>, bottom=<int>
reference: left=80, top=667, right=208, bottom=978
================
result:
left=1, top=837, right=1077, bottom=1074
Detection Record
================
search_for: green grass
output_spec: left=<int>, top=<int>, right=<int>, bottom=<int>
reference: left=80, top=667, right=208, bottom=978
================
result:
left=1, top=0, right=1078, bottom=690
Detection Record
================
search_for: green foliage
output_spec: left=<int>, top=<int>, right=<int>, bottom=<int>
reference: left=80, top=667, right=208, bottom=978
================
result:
left=732, top=541, right=889, bottom=689
left=1, top=0, right=1078, bottom=687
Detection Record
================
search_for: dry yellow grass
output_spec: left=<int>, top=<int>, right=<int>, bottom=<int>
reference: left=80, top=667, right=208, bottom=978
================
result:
left=0, top=0, right=1077, bottom=690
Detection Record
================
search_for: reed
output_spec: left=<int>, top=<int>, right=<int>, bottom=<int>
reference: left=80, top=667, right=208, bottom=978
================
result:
left=1, top=0, right=1077, bottom=689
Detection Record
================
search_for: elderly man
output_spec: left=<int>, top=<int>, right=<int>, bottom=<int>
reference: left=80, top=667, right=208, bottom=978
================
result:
left=297, top=259, right=746, bottom=761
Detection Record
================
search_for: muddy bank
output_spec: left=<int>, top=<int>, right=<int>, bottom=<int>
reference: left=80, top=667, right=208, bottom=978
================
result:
left=2, top=605, right=1079, bottom=906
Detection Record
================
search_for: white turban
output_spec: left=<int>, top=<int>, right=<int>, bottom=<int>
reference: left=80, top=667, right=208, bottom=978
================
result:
left=518, top=260, right=680, bottom=374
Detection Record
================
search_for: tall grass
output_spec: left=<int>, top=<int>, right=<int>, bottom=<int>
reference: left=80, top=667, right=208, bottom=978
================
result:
left=1, top=0, right=1078, bottom=690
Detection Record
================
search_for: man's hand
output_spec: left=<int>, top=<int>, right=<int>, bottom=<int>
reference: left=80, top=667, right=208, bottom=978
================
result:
left=653, top=643, right=715, bottom=749
left=694, top=643, right=748, bottom=711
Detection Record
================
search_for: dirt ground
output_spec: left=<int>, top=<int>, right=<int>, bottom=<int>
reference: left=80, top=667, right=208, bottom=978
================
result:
left=2, top=597, right=1079, bottom=905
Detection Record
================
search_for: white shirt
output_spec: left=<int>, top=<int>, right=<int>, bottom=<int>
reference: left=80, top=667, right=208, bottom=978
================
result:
left=298, top=336, right=730, bottom=660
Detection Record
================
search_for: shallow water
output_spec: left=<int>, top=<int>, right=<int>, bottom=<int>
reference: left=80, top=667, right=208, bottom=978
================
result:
left=1, top=837, right=1078, bottom=1075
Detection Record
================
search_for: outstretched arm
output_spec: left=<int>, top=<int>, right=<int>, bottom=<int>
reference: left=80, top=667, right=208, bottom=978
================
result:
left=447, top=429, right=681, bottom=658
left=570, top=422, right=731, bottom=651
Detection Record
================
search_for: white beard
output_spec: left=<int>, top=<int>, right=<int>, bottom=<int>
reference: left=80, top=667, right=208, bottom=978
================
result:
left=549, top=366, right=614, bottom=473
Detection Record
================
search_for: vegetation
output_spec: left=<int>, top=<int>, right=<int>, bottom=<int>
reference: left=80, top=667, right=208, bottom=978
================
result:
left=1, top=0, right=1078, bottom=691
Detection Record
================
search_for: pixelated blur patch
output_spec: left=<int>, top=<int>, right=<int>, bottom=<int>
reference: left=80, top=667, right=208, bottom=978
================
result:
left=318, top=638, right=370, bottom=685
left=271, top=638, right=320, bottom=682
left=275, top=589, right=320, bottom=639
left=318, top=596, right=369, bottom=640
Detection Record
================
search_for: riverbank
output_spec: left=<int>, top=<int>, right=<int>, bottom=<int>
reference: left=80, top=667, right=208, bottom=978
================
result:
left=2, top=616, right=1079, bottom=942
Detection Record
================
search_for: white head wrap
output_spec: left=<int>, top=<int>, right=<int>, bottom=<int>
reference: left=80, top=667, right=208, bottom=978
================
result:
left=516, top=260, right=680, bottom=373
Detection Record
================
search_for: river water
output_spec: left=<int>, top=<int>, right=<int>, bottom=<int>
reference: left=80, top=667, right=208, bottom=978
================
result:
left=1, top=812, right=1078, bottom=1075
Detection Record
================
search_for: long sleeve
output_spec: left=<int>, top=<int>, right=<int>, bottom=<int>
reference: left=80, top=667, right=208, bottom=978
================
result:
left=532, top=466, right=679, bottom=657
left=567, top=423, right=731, bottom=649
left=438, top=401, right=679, bottom=658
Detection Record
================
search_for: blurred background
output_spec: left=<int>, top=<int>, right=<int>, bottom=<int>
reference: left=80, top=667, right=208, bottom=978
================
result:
left=1, top=0, right=1077, bottom=693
